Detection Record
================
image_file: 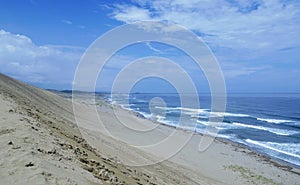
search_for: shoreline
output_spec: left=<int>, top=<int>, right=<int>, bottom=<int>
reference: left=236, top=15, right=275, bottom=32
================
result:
left=111, top=99, right=300, bottom=168
left=54, top=90, right=300, bottom=184
left=67, top=91, right=300, bottom=172
left=101, top=95, right=300, bottom=174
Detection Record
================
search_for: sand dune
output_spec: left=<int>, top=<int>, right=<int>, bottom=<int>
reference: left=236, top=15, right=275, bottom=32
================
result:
left=0, top=73, right=299, bottom=185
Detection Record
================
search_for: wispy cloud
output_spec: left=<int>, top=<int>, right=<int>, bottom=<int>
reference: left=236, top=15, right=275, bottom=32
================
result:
left=108, top=0, right=300, bottom=92
left=111, top=0, right=300, bottom=52
left=61, top=19, right=73, bottom=25
left=77, top=25, right=86, bottom=29
left=62, top=20, right=86, bottom=29
left=145, top=42, right=163, bottom=54
left=221, top=63, right=266, bottom=78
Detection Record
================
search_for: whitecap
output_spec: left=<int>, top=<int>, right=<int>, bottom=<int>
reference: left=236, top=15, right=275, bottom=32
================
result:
left=232, top=122, right=298, bottom=136
left=156, top=106, right=208, bottom=112
left=211, top=112, right=250, bottom=117
left=196, top=120, right=209, bottom=126
left=257, top=118, right=294, bottom=124
left=246, top=139, right=300, bottom=159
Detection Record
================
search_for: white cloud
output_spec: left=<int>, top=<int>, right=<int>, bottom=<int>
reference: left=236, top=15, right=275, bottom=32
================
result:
left=113, top=5, right=152, bottom=22
left=0, top=29, right=83, bottom=86
left=111, top=0, right=300, bottom=52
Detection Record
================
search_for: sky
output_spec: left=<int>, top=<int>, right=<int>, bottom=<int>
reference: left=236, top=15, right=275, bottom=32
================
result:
left=0, top=0, right=299, bottom=93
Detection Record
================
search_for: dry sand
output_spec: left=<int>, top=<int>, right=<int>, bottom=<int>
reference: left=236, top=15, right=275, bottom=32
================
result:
left=0, top=73, right=299, bottom=185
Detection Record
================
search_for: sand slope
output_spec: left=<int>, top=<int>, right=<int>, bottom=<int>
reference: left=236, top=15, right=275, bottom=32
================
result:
left=1, top=73, right=300, bottom=185
left=0, top=73, right=216, bottom=184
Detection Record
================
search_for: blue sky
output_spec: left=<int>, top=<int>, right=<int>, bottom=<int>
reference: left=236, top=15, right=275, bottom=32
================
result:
left=0, top=0, right=299, bottom=93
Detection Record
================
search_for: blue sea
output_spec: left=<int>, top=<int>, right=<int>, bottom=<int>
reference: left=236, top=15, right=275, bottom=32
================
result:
left=101, top=93, right=300, bottom=167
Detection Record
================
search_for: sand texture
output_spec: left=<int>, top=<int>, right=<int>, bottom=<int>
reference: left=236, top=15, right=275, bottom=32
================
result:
left=0, top=73, right=299, bottom=185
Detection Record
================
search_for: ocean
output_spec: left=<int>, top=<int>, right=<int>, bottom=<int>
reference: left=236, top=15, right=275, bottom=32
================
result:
left=101, top=93, right=300, bottom=167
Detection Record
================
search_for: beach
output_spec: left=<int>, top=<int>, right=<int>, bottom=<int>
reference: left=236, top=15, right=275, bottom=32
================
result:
left=1, top=73, right=300, bottom=185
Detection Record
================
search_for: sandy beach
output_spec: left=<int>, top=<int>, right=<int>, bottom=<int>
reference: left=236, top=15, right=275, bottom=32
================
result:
left=1, top=73, right=300, bottom=185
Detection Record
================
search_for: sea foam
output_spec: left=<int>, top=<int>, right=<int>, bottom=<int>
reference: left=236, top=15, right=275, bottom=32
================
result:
left=232, top=122, right=298, bottom=136
left=257, top=118, right=293, bottom=124
left=246, top=139, right=300, bottom=159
